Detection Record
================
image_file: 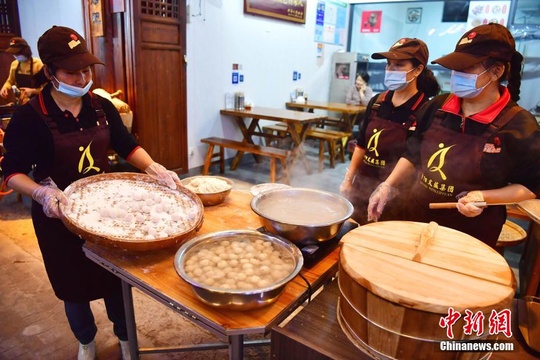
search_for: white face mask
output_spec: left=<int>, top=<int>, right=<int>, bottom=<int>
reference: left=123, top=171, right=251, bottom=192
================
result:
left=384, top=68, right=416, bottom=91
left=14, top=55, right=28, bottom=62
left=450, top=68, right=491, bottom=99
left=52, top=75, right=93, bottom=98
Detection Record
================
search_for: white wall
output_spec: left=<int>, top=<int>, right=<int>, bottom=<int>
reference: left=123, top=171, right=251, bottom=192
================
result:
left=185, top=0, right=346, bottom=167
left=18, top=0, right=85, bottom=57
left=17, top=0, right=346, bottom=170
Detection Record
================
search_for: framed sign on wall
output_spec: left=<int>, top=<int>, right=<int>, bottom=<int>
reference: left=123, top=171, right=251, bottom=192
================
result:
left=244, top=0, right=307, bottom=24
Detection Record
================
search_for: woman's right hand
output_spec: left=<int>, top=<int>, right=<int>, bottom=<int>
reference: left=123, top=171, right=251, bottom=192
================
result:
left=0, top=87, right=9, bottom=98
left=32, top=185, right=68, bottom=218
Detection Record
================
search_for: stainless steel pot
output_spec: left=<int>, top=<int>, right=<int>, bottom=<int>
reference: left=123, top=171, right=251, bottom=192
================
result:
left=174, top=230, right=303, bottom=310
left=250, top=188, right=353, bottom=244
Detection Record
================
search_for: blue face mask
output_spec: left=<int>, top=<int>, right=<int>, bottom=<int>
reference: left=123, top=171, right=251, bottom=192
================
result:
left=450, top=69, right=491, bottom=98
left=384, top=68, right=415, bottom=91
left=14, top=55, right=28, bottom=62
left=53, top=76, right=93, bottom=98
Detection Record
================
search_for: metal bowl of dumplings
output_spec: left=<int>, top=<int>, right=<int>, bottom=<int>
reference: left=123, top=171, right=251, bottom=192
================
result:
left=174, top=230, right=303, bottom=310
left=181, top=176, right=233, bottom=206
left=250, top=188, right=353, bottom=244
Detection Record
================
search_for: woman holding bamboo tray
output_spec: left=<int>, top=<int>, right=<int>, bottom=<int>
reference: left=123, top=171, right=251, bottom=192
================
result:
left=1, top=26, right=180, bottom=360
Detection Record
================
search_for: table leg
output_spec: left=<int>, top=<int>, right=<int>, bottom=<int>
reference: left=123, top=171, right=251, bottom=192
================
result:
left=230, top=117, right=261, bottom=170
left=286, top=123, right=312, bottom=174
left=122, top=280, right=140, bottom=360
left=228, top=334, right=244, bottom=360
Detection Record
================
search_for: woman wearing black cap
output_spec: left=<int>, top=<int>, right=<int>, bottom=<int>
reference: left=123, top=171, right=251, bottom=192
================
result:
left=1, top=26, right=181, bottom=360
left=0, top=37, right=44, bottom=104
left=367, top=23, right=540, bottom=248
left=340, top=38, right=440, bottom=224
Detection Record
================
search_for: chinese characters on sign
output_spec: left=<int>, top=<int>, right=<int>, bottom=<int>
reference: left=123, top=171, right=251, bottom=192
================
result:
left=439, top=307, right=512, bottom=339
left=90, top=0, right=104, bottom=37
left=244, top=0, right=306, bottom=24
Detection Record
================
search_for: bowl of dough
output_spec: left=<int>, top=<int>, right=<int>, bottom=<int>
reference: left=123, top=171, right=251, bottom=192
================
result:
left=182, top=176, right=233, bottom=206
left=174, top=230, right=303, bottom=310
left=250, top=188, right=353, bottom=244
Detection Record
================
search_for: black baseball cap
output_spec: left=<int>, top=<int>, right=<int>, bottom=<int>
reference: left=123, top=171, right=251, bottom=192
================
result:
left=432, top=23, right=516, bottom=71
left=5, top=37, right=28, bottom=54
left=38, top=25, right=104, bottom=70
left=372, top=38, right=429, bottom=66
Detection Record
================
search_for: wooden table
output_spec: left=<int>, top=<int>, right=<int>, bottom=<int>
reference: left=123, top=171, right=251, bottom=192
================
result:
left=271, top=280, right=540, bottom=360
left=285, top=101, right=366, bottom=133
left=83, top=190, right=340, bottom=360
left=220, top=106, right=326, bottom=173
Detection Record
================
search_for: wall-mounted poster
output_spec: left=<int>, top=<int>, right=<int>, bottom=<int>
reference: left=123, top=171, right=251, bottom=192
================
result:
left=361, top=10, right=382, bottom=33
left=335, top=62, right=350, bottom=79
left=314, top=0, right=348, bottom=45
left=467, top=1, right=511, bottom=28
left=244, top=0, right=306, bottom=24
left=407, top=8, right=422, bottom=24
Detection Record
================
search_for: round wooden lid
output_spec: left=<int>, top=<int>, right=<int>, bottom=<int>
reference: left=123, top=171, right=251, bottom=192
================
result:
left=340, top=221, right=516, bottom=314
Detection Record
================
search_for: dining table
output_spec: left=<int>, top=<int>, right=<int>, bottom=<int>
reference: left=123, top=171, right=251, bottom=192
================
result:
left=82, top=189, right=341, bottom=360
left=220, top=106, right=327, bottom=174
left=285, top=100, right=366, bottom=133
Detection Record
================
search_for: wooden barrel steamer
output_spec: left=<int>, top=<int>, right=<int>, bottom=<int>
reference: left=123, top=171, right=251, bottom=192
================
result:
left=338, top=221, right=516, bottom=360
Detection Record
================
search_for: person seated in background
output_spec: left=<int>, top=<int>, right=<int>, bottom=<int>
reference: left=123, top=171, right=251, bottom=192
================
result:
left=346, top=73, right=373, bottom=106
left=1, top=37, right=44, bottom=104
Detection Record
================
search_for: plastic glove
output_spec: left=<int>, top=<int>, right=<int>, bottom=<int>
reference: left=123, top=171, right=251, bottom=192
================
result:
left=145, top=162, right=180, bottom=189
left=367, top=182, right=399, bottom=222
left=339, top=169, right=355, bottom=196
left=31, top=178, right=68, bottom=218
left=456, top=190, right=484, bottom=218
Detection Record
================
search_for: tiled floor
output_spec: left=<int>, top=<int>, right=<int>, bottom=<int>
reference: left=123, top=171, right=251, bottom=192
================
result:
left=0, top=140, right=528, bottom=359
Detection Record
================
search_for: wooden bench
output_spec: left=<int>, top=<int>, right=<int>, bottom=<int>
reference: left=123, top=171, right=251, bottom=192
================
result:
left=200, top=137, right=290, bottom=184
left=262, top=124, right=348, bottom=172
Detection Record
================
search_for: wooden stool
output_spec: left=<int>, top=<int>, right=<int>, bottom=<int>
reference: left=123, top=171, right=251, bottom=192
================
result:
left=496, top=220, right=528, bottom=251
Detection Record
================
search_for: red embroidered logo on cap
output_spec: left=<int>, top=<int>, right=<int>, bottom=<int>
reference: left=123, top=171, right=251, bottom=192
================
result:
left=68, top=33, right=81, bottom=49
left=468, top=32, right=477, bottom=39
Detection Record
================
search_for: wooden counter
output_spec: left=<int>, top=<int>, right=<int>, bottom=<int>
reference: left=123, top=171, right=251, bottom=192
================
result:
left=271, top=280, right=540, bottom=360
left=83, top=189, right=340, bottom=359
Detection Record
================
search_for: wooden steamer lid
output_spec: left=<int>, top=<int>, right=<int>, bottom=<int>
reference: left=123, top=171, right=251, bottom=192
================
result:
left=338, top=221, right=516, bottom=359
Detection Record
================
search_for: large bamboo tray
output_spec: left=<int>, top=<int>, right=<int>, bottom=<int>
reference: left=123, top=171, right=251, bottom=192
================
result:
left=60, top=172, right=204, bottom=251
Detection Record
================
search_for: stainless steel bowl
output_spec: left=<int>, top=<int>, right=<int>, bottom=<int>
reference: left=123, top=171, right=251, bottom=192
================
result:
left=181, top=176, right=233, bottom=206
left=250, top=188, right=353, bottom=244
left=174, top=230, right=303, bottom=310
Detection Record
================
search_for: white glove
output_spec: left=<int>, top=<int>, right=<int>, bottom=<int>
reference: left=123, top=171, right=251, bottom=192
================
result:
left=32, top=178, right=68, bottom=218
left=456, top=190, right=484, bottom=218
left=367, top=182, right=399, bottom=222
left=145, top=162, right=180, bottom=189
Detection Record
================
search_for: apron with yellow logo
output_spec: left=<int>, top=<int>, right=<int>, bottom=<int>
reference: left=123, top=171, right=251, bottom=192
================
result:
left=29, top=93, right=120, bottom=302
left=406, top=107, right=519, bottom=247
left=348, top=91, right=420, bottom=224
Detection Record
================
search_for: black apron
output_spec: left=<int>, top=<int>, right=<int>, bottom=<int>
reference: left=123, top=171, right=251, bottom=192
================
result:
left=405, top=106, right=522, bottom=248
left=29, top=93, right=120, bottom=302
left=347, top=91, right=423, bottom=224
left=15, top=58, right=35, bottom=88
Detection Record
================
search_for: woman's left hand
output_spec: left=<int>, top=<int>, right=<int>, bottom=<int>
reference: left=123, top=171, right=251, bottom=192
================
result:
left=456, top=190, right=484, bottom=217
left=145, top=162, right=181, bottom=189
